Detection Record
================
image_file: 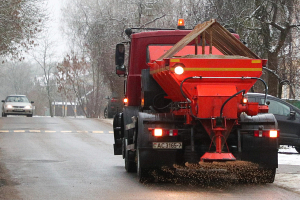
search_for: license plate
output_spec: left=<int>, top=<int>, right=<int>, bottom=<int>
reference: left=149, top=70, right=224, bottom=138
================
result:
left=13, top=109, right=23, bottom=111
left=152, top=142, right=182, bottom=149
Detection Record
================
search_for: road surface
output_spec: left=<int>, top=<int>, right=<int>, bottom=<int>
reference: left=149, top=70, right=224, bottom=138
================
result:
left=0, top=117, right=299, bottom=200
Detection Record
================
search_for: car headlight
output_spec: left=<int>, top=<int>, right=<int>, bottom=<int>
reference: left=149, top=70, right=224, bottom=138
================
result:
left=25, top=105, right=32, bottom=109
left=6, top=105, right=13, bottom=108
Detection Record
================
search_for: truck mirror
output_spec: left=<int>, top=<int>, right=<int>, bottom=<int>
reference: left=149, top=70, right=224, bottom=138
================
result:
left=115, top=43, right=125, bottom=66
left=116, top=65, right=126, bottom=76
left=115, top=43, right=126, bottom=76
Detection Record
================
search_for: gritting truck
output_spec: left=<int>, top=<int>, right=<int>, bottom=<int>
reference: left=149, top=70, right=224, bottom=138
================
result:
left=113, top=19, right=279, bottom=183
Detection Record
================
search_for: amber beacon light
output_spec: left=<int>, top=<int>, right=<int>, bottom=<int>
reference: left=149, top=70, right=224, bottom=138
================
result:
left=177, top=19, right=185, bottom=29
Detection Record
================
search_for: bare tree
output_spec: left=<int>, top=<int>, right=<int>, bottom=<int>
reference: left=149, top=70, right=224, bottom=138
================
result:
left=0, top=0, right=46, bottom=59
left=30, top=36, right=57, bottom=117
left=0, top=62, right=34, bottom=95
left=60, top=0, right=179, bottom=117
left=208, top=0, right=300, bottom=98
left=56, top=53, right=90, bottom=117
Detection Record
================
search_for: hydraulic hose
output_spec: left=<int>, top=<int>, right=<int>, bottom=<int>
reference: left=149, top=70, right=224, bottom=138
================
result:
left=180, top=76, right=201, bottom=103
left=180, top=76, right=268, bottom=104
left=219, top=89, right=245, bottom=118
left=180, top=76, right=210, bottom=120
left=249, top=77, right=268, bottom=105
left=179, top=76, right=268, bottom=119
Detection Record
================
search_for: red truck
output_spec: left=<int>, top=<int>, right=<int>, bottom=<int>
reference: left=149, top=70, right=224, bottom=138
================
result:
left=113, top=19, right=279, bottom=183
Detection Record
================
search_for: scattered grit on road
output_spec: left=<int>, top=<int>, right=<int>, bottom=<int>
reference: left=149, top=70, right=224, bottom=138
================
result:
left=0, top=118, right=299, bottom=199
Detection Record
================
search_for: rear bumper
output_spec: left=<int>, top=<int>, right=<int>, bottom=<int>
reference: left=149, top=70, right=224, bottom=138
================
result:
left=138, top=135, right=278, bottom=169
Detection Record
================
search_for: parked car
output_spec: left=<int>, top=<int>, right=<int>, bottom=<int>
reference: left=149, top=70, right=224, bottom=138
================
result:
left=2, top=95, right=34, bottom=117
left=246, top=93, right=300, bottom=153
left=104, top=97, right=123, bottom=118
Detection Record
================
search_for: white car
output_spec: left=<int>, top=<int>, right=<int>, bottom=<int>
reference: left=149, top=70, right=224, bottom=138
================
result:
left=2, top=95, right=34, bottom=117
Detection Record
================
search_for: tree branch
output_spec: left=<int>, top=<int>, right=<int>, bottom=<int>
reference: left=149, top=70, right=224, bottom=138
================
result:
left=139, top=14, right=166, bottom=28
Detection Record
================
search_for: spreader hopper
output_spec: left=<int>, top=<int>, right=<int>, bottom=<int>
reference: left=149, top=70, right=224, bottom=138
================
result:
left=149, top=19, right=268, bottom=161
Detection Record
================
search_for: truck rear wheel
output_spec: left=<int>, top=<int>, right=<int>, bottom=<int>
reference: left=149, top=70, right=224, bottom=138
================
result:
left=137, top=149, right=152, bottom=182
left=261, top=168, right=276, bottom=183
left=124, top=139, right=136, bottom=172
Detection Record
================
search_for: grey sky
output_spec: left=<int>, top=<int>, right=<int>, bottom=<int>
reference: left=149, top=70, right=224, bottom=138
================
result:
left=46, top=0, right=68, bottom=60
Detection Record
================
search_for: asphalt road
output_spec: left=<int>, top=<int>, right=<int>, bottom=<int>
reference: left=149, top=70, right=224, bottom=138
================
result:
left=0, top=117, right=299, bottom=200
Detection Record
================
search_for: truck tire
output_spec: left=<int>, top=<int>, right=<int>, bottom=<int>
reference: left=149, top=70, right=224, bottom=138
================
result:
left=107, top=107, right=114, bottom=118
left=104, top=107, right=108, bottom=118
left=261, top=168, right=276, bottom=183
left=137, top=149, right=150, bottom=182
left=295, top=146, right=300, bottom=154
left=124, top=139, right=136, bottom=172
left=122, top=138, right=125, bottom=159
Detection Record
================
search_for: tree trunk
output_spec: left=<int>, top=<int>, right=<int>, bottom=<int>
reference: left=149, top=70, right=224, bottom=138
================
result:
left=289, top=85, right=295, bottom=99
left=267, top=51, right=279, bottom=97
left=278, top=82, right=283, bottom=99
left=47, top=85, right=53, bottom=117
left=49, top=99, right=53, bottom=117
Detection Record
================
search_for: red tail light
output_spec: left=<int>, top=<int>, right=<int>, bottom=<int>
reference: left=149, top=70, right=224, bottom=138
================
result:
left=153, top=129, right=163, bottom=137
left=254, top=130, right=279, bottom=138
left=111, top=98, right=117, bottom=102
left=148, top=128, right=178, bottom=137
left=269, top=130, right=279, bottom=138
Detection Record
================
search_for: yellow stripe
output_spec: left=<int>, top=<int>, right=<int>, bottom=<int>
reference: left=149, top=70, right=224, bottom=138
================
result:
left=150, top=66, right=170, bottom=74
left=170, top=68, right=261, bottom=72
left=169, top=68, right=262, bottom=72
left=170, top=59, right=180, bottom=62
left=252, top=60, right=261, bottom=63
left=29, top=130, right=41, bottom=133
left=92, top=131, right=104, bottom=133
left=152, top=67, right=261, bottom=74
left=0, top=130, right=9, bottom=133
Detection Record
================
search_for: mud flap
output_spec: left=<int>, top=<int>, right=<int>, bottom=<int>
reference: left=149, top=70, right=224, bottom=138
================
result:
left=113, top=142, right=122, bottom=155
left=239, top=113, right=279, bottom=168
left=113, top=113, right=124, bottom=155
left=241, top=134, right=278, bottom=168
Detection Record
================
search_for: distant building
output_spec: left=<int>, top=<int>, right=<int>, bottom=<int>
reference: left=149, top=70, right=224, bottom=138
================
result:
left=52, top=102, right=85, bottom=116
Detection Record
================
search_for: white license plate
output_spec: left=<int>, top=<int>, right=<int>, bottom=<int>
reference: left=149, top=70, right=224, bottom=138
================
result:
left=152, top=142, right=182, bottom=149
